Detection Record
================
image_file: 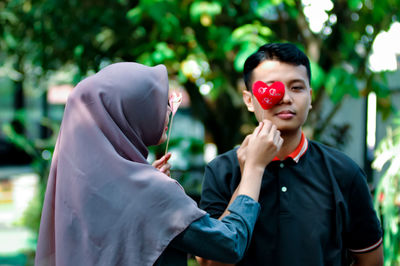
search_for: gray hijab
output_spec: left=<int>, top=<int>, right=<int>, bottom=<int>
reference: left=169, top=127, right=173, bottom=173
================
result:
left=35, top=62, right=206, bottom=266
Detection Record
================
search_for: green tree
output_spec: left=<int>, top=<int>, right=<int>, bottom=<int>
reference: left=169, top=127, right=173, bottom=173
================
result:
left=2, top=2, right=399, bottom=263
left=2, top=0, right=398, bottom=153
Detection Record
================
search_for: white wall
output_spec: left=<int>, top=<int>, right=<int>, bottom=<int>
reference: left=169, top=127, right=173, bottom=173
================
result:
left=325, top=70, right=400, bottom=184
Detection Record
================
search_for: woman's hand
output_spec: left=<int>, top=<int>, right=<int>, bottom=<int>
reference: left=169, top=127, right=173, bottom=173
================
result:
left=245, top=120, right=283, bottom=169
left=152, top=152, right=172, bottom=177
left=236, top=135, right=251, bottom=175
left=237, top=120, right=283, bottom=173
left=236, top=120, right=283, bottom=202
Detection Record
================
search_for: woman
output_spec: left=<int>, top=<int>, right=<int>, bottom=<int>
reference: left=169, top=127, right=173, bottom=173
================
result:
left=35, top=62, right=282, bottom=266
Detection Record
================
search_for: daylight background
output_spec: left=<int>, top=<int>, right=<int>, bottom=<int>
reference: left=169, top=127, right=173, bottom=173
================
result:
left=0, top=0, right=399, bottom=265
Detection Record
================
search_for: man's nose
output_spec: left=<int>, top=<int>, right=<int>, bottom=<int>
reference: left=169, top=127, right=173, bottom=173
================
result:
left=279, top=86, right=292, bottom=104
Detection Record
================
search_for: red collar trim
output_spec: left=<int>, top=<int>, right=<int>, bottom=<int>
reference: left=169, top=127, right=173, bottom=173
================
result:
left=272, top=132, right=308, bottom=163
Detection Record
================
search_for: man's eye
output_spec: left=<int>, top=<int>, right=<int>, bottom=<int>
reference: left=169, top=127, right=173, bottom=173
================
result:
left=292, top=86, right=304, bottom=90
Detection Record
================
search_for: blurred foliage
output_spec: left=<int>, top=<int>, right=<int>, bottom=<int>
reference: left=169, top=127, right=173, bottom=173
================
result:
left=2, top=111, right=58, bottom=179
left=1, top=110, right=59, bottom=238
left=150, top=135, right=205, bottom=199
left=1, top=1, right=400, bottom=263
left=373, top=112, right=400, bottom=266
left=1, top=0, right=399, bottom=153
left=188, top=257, right=200, bottom=266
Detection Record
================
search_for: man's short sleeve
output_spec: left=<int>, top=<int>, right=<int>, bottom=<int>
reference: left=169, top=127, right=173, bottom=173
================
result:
left=346, top=169, right=383, bottom=253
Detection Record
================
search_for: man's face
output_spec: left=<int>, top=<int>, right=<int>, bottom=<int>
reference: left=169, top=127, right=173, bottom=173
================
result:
left=243, top=60, right=312, bottom=134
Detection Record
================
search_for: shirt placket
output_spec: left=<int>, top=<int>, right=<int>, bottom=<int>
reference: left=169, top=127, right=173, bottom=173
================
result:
left=277, top=161, right=290, bottom=214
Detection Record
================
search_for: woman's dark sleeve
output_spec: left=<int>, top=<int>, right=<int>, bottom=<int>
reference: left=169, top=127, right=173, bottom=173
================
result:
left=169, top=195, right=260, bottom=264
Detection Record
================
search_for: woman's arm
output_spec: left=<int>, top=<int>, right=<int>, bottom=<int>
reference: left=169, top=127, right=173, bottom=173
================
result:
left=170, top=195, right=260, bottom=264
left=234, top=120, right=282, bottom=202
left=196, top=120, right=282, bottom=265
left=176, top=121, right=281, bottom=264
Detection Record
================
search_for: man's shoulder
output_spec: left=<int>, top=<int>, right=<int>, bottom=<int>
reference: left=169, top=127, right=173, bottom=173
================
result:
left=308, top=140, right=359, bottom=166
left=307, top=140, right=365, bottom=186
left=207, top=147, right=239, bottom=168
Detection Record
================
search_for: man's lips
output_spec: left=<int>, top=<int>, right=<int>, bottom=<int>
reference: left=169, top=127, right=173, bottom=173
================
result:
left=275, top=110, right=296, bottom=119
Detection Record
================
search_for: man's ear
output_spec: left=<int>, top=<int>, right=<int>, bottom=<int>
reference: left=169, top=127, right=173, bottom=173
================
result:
left=242, top=90, right=255, bottom=112
left=309, top=88, right=313, bottom=110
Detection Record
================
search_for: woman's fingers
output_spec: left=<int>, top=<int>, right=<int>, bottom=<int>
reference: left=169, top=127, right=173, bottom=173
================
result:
left=152, top=152, right=172, bottom=168
left=273, top=130, right=283, bottom=150
left=252, top=121, right=264, bottom=136
left=237, top=134, right=252, bottom=174
left=152, top=153, right=172, bottom=176
left=161, top=164, right=171, bottom=176
left=241, top=134, right=251, bottom=148
left=244, top=119, right=283, bottom=167
left=159, top=163, right=171, bottom=173
left=260, top=119, right=273, bottom=134
left=237, top=135, right=251, bottom=159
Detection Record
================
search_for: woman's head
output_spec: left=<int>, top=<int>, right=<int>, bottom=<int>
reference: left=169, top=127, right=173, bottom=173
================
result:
left=36, top=62, right=205, bottom=266
left=69, top=62, right=169, bottom=150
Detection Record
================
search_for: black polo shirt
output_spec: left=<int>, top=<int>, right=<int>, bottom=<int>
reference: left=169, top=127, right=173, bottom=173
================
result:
left=199, top=136, right=382, bottom=266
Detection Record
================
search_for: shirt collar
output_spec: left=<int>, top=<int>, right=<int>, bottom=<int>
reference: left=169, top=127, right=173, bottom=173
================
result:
left=272, top=131, right=308, bottom=163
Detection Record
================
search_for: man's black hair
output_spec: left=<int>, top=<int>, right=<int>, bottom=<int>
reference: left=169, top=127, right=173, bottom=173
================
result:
left=243, top=43, right=311, bottom=90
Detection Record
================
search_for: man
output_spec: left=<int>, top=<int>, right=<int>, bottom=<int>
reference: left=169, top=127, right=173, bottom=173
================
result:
left=199, top=43, right=383, bottom=265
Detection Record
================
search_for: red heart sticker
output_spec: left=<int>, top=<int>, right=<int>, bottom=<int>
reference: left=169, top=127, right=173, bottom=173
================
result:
left=252, top=81, right=285, bottom=110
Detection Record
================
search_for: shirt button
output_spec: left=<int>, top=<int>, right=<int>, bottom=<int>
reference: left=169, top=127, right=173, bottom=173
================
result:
left=281, top=186, right=287, bottom=192
left=280, top=163, right=284, bottom=168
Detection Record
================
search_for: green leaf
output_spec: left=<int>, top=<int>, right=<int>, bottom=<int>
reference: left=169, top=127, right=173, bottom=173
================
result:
left=254, top=2, right=279, bottom=19
left=95, top=28, right=115, bottom=52
left=310, top=60, right=325, bottom=91
left=190, top=1, right=222, bottom=22
left=74, top=45, right=84, bottom=58
left=159, top=13, right=181, bottom=37
left=231, top=23, right=272, bottom=43
left=4, top=31, right=18, bottom=49
left=347, top=0, right=361, bottom=11
left=325, top=67, right=359, bottom=103
left=0, top=10, right=18, bottom=24
left=372, top=79, right=390, bottom=98
left=234, top=42, right=259, bottom=72
left=126, top=7, right=142, bottom=25
left=137, top=52, right=153, bottom=66
left=151, top=42, right=175, bottom=63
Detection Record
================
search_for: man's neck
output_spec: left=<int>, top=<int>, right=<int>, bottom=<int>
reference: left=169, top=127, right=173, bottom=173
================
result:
left=276, top=129, right=303, bottom=160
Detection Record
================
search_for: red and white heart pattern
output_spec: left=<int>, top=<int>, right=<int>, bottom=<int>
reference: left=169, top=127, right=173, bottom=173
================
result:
left=252, top=81, right=285, bottom=110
